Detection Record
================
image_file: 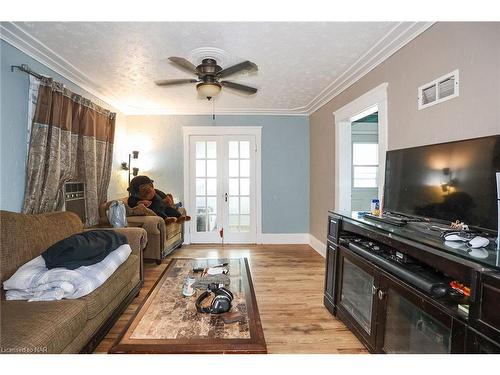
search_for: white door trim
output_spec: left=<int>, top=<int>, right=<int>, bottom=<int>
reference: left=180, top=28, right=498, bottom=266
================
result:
left=183, top=126, right=262, bottom=244
left=333, top=82, right=388, bottom=213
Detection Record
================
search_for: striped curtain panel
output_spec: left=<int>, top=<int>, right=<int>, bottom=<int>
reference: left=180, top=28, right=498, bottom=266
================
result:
left=22, top=78, right=115, bottom=227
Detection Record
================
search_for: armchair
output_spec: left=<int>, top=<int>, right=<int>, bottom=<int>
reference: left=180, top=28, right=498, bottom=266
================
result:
left=99, top=198, right=184, bottom=264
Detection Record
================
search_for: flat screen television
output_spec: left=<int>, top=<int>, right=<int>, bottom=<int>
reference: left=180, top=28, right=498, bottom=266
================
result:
left=383, top=135, right=500, bottom=231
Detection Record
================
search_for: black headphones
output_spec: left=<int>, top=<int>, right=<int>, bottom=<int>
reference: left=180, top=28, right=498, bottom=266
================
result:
left=195, top=283, right=234, bottom=314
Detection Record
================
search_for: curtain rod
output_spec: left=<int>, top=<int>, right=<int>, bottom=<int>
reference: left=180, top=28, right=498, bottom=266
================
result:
left=11, top=64, right=46, bottom=80
left=11, top=63, right=116, bottom=118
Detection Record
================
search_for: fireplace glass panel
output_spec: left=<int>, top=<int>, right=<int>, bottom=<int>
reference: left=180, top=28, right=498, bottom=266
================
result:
left=340, top=258, right=374, bottom=334
left=383, top=288, right=451, bottom=353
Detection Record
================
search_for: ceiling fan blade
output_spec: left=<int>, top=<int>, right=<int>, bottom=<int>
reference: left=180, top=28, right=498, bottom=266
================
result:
left=155, top=79, right=198, bottom=86
left=168, top=57, right=197, bottom=74
left=218, top=61, right=258, bottom=78
left=220, top=81, right=258, bottom=94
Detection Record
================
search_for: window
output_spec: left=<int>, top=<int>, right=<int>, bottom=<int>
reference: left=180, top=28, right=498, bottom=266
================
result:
left=352, top=143, right=378, bottom=188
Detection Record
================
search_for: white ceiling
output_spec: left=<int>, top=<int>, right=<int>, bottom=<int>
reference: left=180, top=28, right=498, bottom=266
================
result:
left=2, top=22, right=432, bottom=115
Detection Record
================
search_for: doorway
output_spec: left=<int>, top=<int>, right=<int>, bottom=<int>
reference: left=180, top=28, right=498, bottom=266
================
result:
left=351, top=112, right=379, bottom=211
left=183, top=127, right=262, bottom=244
left=333, top=83, right=388, bottom=213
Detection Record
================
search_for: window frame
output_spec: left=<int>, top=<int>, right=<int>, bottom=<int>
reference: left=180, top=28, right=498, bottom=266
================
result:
left=352, top=141, right=379, bottom=189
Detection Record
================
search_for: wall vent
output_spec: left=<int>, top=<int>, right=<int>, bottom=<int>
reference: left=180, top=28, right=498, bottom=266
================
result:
left=418, top=70, right=459, bottom=110
left=64, top=181, right=86, bottom=224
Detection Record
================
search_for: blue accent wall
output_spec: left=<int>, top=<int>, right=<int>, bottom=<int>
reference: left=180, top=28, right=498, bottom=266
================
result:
left=126, top=115, right=310, bottom=233
left=1, top=40, right=29, bottom=212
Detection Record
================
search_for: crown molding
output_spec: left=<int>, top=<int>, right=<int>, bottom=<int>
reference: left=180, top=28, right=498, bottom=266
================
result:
left=122, top=106, right=310, bottom=116
left=303, top=22, right=435, bottom=114
left=1, top=21, right=434, bottom=116
left=0, top=22, right=126, bottom=112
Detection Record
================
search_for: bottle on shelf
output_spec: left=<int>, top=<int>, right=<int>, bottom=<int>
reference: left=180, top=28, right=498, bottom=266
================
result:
left=371, top=198, right=380, bottom=216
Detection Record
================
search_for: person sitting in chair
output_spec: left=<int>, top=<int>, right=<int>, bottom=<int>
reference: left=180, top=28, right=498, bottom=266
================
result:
left=127, top=175, right=191, bottom=224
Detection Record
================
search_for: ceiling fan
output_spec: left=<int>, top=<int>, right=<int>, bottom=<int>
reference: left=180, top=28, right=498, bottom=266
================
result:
left=155, top=57, right=258, bottom=100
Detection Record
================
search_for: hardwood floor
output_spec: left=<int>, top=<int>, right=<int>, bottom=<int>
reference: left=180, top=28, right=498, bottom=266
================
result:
left=94, top=244, right=367, bottom=354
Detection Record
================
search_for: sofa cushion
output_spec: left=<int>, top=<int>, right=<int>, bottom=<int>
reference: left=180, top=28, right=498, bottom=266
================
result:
left=81, top=253, right=140, bottom=319
left=0, top=299, right=87, bottom=354
left=0, top=211, right=84, bottom=283
left=127, top=216, right=162, bottom=235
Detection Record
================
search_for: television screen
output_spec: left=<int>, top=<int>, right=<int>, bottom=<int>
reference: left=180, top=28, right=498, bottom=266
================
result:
left=384, top=135, right=500, bottom=231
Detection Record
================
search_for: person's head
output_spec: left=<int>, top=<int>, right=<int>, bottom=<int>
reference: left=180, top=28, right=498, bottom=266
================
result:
left=128, top=175, right=155, bottom=200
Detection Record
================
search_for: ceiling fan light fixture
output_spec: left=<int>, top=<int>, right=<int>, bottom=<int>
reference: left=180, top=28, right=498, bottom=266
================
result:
left=197, top=82, right=221, bottom=100
left=158, top=56, right=258, bottom=98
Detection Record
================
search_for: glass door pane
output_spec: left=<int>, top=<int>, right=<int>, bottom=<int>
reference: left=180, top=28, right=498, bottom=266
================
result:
left=227, top=140, right=251, bottom=233
left=383, top=289, right=451, bottom=353
left=195, top=140, right=218, bottom=233
left=340, top=258, right=374, bottom=334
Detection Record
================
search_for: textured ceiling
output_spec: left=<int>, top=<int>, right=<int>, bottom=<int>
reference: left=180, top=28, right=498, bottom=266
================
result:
left=10, top=22, right=405, bottom=114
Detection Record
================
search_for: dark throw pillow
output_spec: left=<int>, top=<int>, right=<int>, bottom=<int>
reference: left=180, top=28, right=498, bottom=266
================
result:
left=41, top=230, right=128, bottom=270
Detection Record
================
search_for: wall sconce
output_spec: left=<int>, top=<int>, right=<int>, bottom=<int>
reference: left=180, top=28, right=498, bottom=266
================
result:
left=122, top=151, right=140, bottom=185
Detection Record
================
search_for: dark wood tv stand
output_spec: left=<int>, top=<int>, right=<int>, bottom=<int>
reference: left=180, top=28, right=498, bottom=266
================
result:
left=324, top=210, right=500, bottom=353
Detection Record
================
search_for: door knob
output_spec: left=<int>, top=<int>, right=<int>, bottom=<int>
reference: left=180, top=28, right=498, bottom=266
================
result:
left=224, top=193, right=228, bottom=202
left=378, top=289, right=386, bottom=300
left=372, top=285, right=377, bottom=295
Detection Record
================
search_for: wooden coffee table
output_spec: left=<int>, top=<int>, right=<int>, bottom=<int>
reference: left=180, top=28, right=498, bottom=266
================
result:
left=109, top=258, right=267, bottom=354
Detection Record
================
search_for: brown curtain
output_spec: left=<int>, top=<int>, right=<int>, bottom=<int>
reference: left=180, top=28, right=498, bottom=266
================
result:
left=22, top=78, right=115, bottom=227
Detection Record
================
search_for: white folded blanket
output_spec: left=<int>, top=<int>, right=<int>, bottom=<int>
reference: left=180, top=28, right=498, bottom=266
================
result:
left=3, top=244, right=132, bottom=302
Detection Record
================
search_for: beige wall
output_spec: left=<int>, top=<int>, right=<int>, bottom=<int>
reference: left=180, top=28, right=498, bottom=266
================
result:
left=107, top=112, right=129, bottom=200
left=310, top=22, right=500, bottom=241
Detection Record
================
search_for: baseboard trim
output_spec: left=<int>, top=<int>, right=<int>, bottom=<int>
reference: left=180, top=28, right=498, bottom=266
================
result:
left=309, top=234, right=327, bottom=258
left=261, top=233, right=310, bottom=244
left=183, top=233, right=327, bottom=256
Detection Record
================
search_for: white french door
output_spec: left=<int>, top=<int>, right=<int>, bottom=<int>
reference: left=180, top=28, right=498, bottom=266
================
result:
left=224, top=135, right=256, bottom=243
left=188, top=133, right=257, bottom=243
